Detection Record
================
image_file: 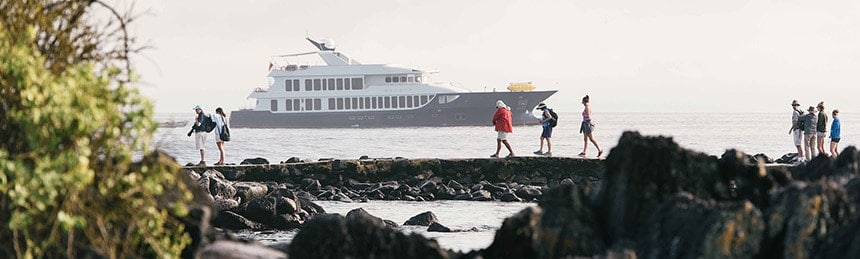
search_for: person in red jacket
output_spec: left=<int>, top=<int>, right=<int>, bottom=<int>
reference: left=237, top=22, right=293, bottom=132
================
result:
left=491, top=100, right=515, bottom=158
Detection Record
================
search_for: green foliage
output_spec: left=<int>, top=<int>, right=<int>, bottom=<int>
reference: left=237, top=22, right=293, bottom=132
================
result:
left=0, top=4, right=192, bottom=259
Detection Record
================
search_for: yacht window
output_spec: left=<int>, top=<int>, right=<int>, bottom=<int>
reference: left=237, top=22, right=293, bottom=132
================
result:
left=328, top=98, right=335, bottom=110
left=285, top=99, right=293, bottom=111
left=293, top=99, right=300, bottom=111
left=322, top=79, right=327, bottom=90
left=313, top=79, right=321, bottom=91
left=352, top=78, right=363, bottom=90
left=400, top=76, right=407, bottom=83
left=293, top=80, right=300, bottom=91
left=391, top=96, right=398, bottom=108
left=305, top=98, right=313, bottom=110
left=344, top=78, right=351, bottom=90
left=420, top=95, right=428, bottom=105
left=336, top=78, right=344, bottom=90
left=392, top=76, right=399, bottom=83
left=344, top=98, right=351, bottom=110
left=328, top=79, right=335, bottom=91
left=372, top=97, right=378, bottom=109
left=399, top=96, right=406, bottom=108
left=359, top=97, right=365, bottom=109
left=364, top=97, right=371, bottom=109
left=305, top=79, right=312, bottom=91
left=314, top=99, right=321, bottom=110
left=271, top=100, right=278, bottom=111
left=408, top=76, right=413, bottom=82
left=337, top=98, right=344, bottom=110
left=415, top=76, right=422, bottom=82
left=385, top=77, right=391, bottom=83
left=285, top=80, right=292, bottom=91
left=384, top=97, right=391, bottom=108
left=406, top=96, right=414, bottom=108
left=414, top=96, right=420, bottom=106
left=377, top=97, right=383, bottom=109
left=351, top=98, right=358, bottom=109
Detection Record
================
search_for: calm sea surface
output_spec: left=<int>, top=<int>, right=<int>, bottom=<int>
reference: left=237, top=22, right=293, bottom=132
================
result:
left=153, top=112, right=858, bottom=251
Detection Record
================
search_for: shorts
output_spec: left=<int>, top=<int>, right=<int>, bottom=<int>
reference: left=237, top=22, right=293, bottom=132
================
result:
left=497, top=131, right=509, bottom=140
left=817, top=132, right=827, bottom=137
left=541, top=126, right=553, bottom=138
left=580, top=121, right=593, bottom=134
left=195, top=132, right=207, bottom=150
left=792, top=130, right=802, bottom=146
left=831, top=138, right=841, bottom=143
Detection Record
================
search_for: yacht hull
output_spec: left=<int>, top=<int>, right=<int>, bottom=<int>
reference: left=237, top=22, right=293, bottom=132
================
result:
left=230, top=90, right=556, bottom=128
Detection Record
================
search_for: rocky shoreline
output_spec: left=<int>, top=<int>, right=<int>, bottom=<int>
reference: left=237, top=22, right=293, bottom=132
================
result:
left=177, top=131, right=858, bottom=258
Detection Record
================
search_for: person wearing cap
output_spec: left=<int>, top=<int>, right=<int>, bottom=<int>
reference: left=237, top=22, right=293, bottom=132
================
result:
left=788, top=100, right=804, bottom=161
left=188, top=105, right=208, bottom=166
left=800, top=106, right=818, bottom=161
left=533, top=103, right=554, bottom=156
left=830, top=109, right=841, bottom=158
left=491, top=100, right=515, bottom=158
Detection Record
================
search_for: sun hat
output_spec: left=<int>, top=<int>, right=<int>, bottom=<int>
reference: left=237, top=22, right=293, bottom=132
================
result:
left=808, top=106, right=815, bottom=112
left=496, top=100, right=506, bottom=108
left=536, top=103, right=547, bottom=110
left=791, top=100, right=800, bottom=106
left=193, top=104, right=202, bottom=110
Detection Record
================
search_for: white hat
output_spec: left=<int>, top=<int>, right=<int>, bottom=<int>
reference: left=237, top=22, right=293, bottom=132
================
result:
left=496, top=100, right=506, bottom=108
left=536, top=103, right=547, bottom=109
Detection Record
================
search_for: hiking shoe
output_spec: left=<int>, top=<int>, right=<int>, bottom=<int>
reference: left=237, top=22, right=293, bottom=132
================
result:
left=533, top=150, right=544, bottom=155
left=544, top=151, right=552, bottom=157
left=506, top=153, right=515, bottom=158
left=490, top=154, right=499, bottom=158
left=196, top=161, right=206, bottom=167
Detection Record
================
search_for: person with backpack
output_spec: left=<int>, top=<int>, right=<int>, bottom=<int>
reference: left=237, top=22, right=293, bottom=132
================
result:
left=830, top=109, right=841, bottom=158
left=533, top=103, right=555, bottom=156
left=187, top=104, right=212, bottom=166
left=788, top=100, right=804, bottom=162
left=801, top=106, right=818, bottom=161
left=213, top=107, right=230, bottom=165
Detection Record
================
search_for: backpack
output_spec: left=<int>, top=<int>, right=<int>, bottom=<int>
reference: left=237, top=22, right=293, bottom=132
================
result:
left=796, top=110, right=805, bottom=129
left=547, top=108, right=558, bottom=128
left=202, top=114, right=216, bottom=133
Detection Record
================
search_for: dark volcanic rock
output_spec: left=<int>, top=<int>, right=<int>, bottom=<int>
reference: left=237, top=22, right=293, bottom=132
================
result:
left=240, top=157, right=269, bottom=165
left=404, top=211, right=438, bottom=226
left=289, top=213, right=449, bottom=259
left=535, top=184, right=606, bottom=258
left=483, top=206, right=542, bottom=259
left=427, top=222, right=452, bottom=232
left=213, top=211, right=264, bottom=230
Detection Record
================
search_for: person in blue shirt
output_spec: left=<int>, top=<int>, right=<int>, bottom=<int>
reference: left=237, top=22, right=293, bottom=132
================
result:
left=830, top=109, right=841, bottom=158
left=533, top=103, right=554, bottom=156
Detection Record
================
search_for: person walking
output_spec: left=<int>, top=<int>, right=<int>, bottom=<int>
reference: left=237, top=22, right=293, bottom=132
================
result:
left=188, top=105, right=208, bottom=166
left=491, top=100, right=515, bottom=158
left=213, top=107, right=229, bottom=165
left=816, top=101, right=829, bottom=156
left=788, top=100, right=804, bottom=161
left=801, top=106, right=818, bottom=161
left=830, top=109, right=841, bottom=158
left=578, top=95, right=603, bottom=158
left=533, top=103, right=554, bottom=156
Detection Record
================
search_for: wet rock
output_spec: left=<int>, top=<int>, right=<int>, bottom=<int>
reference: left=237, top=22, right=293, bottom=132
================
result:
left=453, top=193, right=472, bottom=200
left=289, top=213, right=449, bottom=259
left=447, top=180, right=465, bottom=192
left=199, top=170, right=237, bottom=200
left=500, top=192, right=523, bottom=202
left=420, top=180, right=438, bottom=193
left=404, top=211, right=438, bottom=226
left=427, top=222, right=452, bottom=232
left=753, top=153, right=773, bottom=164
left=213, top=198, right=239, bottom=211
left=435, top=184, right=456, bottom=200
left=212, top=211, right=264, bottom=230
left=516, top=185, right=543, bottom=201
left=240, top=157, right=269, bottom=165
left=471, top=190, right=493, bottom=201
left=536, top=184, right=606, bottom=258
left=284, top=157, right=302, bottom=163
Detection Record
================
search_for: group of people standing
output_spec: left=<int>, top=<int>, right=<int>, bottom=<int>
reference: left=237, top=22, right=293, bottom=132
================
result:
left=491, top=95, right=603, bottom=158
left=189, top=105, right=230, bottom=166
left=789, top=100, right=841, bottom=162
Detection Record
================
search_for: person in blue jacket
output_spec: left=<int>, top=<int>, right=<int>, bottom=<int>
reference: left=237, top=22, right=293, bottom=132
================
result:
left=830, top=109, right=841, bottom=158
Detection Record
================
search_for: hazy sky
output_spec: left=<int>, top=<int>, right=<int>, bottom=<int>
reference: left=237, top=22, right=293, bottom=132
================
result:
left=132, top=0, right=859, bottom=113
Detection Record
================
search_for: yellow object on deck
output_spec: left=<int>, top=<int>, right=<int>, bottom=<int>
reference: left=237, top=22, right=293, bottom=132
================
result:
left=507, top=82, right=536, bottom=92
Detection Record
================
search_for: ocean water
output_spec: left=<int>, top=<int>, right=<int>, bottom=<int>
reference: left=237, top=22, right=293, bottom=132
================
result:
left=153, top=112, right=858, bottom=251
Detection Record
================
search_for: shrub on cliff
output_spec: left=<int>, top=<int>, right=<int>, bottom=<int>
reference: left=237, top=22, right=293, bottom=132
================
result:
left=0, top=1, right=192, bottom=258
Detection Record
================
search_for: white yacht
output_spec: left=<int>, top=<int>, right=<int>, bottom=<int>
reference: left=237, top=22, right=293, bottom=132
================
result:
left=229, top=38, right=557, bottom=128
